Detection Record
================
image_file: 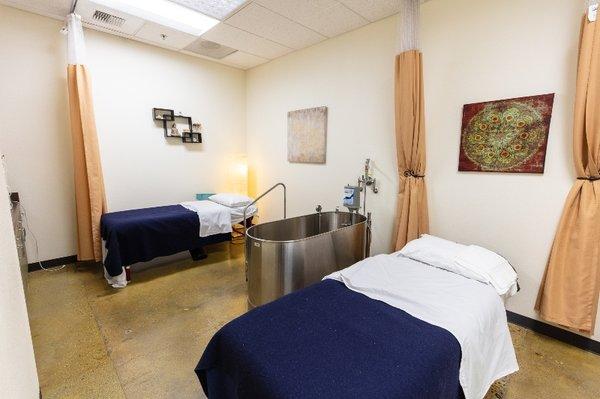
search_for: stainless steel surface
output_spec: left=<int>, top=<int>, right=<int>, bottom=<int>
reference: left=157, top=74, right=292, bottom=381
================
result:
left=243, top=182, right=286, bottom=231
left=246, top=211, right=367, bottom=308
left=358, top=158, right=378, bottom=215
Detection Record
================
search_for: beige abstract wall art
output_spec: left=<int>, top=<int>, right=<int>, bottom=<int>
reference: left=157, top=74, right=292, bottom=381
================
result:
left=287, top=106, right=328, bottom=164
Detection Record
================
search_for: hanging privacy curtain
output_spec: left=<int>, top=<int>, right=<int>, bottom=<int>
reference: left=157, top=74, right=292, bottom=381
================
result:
left=394, top=0, right=429, bottom=250
left=535, top=6, right=600, bottom=334
left=66, top=14, right=107, bottom=261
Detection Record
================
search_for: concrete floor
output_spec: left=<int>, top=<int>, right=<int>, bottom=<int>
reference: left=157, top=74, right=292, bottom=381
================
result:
left=26, top=242, right=600, bottom=399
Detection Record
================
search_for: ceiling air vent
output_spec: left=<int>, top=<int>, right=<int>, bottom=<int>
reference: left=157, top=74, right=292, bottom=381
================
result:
left=184, top=39, right=237, bottom=59
left=92, top=10, right=126, bottom=28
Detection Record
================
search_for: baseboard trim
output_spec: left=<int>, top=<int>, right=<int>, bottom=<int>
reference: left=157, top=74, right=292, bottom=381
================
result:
left=507, top=310, right=600, bottom=355
left=28, top=255, right=78, bottom=272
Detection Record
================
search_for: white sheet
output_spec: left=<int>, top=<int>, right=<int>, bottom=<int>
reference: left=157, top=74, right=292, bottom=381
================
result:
left=230, top=204, right=257, bottom=224
left=180, top=201, right=258, bottom=236
left=180, top=200, right=232, bottom=237
left=325, top=254, right=518, bottom=399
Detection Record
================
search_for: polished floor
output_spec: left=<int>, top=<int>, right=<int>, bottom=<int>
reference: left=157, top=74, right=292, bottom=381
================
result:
left=26, top=242, right=600, bottom=399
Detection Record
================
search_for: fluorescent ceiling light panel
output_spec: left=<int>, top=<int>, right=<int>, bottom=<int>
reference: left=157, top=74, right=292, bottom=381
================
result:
left=93, top=0, right=219, bottom=36
left=170, top=0, right=247, bottom=20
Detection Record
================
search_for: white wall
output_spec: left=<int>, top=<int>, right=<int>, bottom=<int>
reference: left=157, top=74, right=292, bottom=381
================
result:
left=246, top=18, right=399, bottom=255
left=0, top=5, right=75, bottom=262
left=87, top=30, right=246, bottom=211
left=246, top=0, right=598, bottom=340
left=421, top=0, right=598, bottom=341
left=0, top=5, right=246, bottom=260
left=0, top=144, right=40, bottom=398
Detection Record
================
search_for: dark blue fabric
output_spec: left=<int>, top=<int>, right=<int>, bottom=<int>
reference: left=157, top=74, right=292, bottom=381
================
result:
left=196, top=280, right=464, bottom=399
left=100, top=205, right=231, bottom=276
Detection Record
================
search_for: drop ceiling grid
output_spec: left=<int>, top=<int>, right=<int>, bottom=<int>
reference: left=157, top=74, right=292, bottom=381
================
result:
left=1, top=0, right=415, bottom=70
left=251, top=0, right=369, bottom=38
left=221, top=50, right=268, bottom=69
left=201, top=22, right=293, bottom=59
left=223, top=2, right=326, bottom=50
left=0, top=0, right=72, bottom=20
left=338, top=0, right=402, bottom=22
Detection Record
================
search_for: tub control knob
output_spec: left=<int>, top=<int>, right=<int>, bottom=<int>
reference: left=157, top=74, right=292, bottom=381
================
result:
left=316, top=204, right=322, bottom=213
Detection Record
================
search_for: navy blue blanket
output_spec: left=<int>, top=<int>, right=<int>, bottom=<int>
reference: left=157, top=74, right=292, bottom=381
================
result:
left=101, top=205, right=232, bottom=277
left=196, top=280, right=464, bottom=399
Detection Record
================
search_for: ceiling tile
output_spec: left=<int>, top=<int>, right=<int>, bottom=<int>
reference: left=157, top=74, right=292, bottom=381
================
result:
left=169, top=0, right=248, bottom=20
left=221, top=51, right=268, bottom=69
left=225, top=2, right=325, bottom=49
left=338, top=0, right=401, bottom=22
left=135, top=22, right=198, bottom=50
left=253, top=0, right=368, bottom=38
left=202, top=23, right=292, bottom=59
left=184, top=38, right=237, bottom=59
left=0, top=0, right=72, bottom=19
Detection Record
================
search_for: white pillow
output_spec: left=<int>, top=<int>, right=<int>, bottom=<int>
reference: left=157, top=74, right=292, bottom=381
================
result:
left=209, top=193, right=253, bottom=208
left=453, top=245, right=519, bottom=297
left=399, top=234, right=465, bottom=269
left=398, top=234, right=485, bottom=282
left=398, top=235, right=519, bottom=298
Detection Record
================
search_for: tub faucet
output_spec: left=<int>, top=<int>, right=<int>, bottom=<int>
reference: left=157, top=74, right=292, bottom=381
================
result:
left=316, top=204, right=322, bottom=213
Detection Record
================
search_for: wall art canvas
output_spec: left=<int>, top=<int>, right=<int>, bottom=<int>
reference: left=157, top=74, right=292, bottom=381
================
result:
left=459, top=93, right=555, bottom=173
left=287, top=106, right=328, bottom=164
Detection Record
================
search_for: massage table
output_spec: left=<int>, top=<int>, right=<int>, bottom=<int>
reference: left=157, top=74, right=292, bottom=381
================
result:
left=195, top=254, right=518, bottom=399
left=101, top=203, right=254, bottom=286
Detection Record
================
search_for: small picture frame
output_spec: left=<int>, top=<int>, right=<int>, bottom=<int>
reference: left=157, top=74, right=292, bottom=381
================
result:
left=153, top=108, right=174, bottom=121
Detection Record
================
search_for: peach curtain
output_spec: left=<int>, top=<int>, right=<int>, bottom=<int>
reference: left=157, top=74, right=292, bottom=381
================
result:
left=67, top=64, right=107, bottom=262
left=535, top=14, right=600, bottom=333
left=393, top=50, right=429, bottom=250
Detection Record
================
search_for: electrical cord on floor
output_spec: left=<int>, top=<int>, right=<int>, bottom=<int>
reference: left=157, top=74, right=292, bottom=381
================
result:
left=20, top=203, right=66, bottom=272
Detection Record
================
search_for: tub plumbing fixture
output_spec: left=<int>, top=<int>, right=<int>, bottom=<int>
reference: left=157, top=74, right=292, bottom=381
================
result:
left=242, top=182, right=287, bottom=236
left=358, top=158, right=379, bottom=216
left=361, top=158, right=378, bottom=194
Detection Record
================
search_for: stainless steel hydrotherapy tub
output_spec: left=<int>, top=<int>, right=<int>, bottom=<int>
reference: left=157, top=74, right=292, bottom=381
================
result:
left=245, top=211, right=367, bottom=308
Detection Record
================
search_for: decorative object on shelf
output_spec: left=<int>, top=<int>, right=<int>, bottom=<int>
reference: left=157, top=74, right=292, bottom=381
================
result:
left=167, top=115, right=192, bottom=139
left=459, top=94, right=555, bottom=173
left=170, top=123, right=181, bottom=137
left=153, top=108, right=174, bottom=121
left=288, top=106, right=328, bottom=164
left=152, top=108, right=201, bottom=143
left=183, top=132, right=201, bottom=143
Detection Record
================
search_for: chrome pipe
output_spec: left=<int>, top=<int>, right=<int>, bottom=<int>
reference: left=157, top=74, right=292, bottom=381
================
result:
left=242, top=182, right=287, bottom=234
